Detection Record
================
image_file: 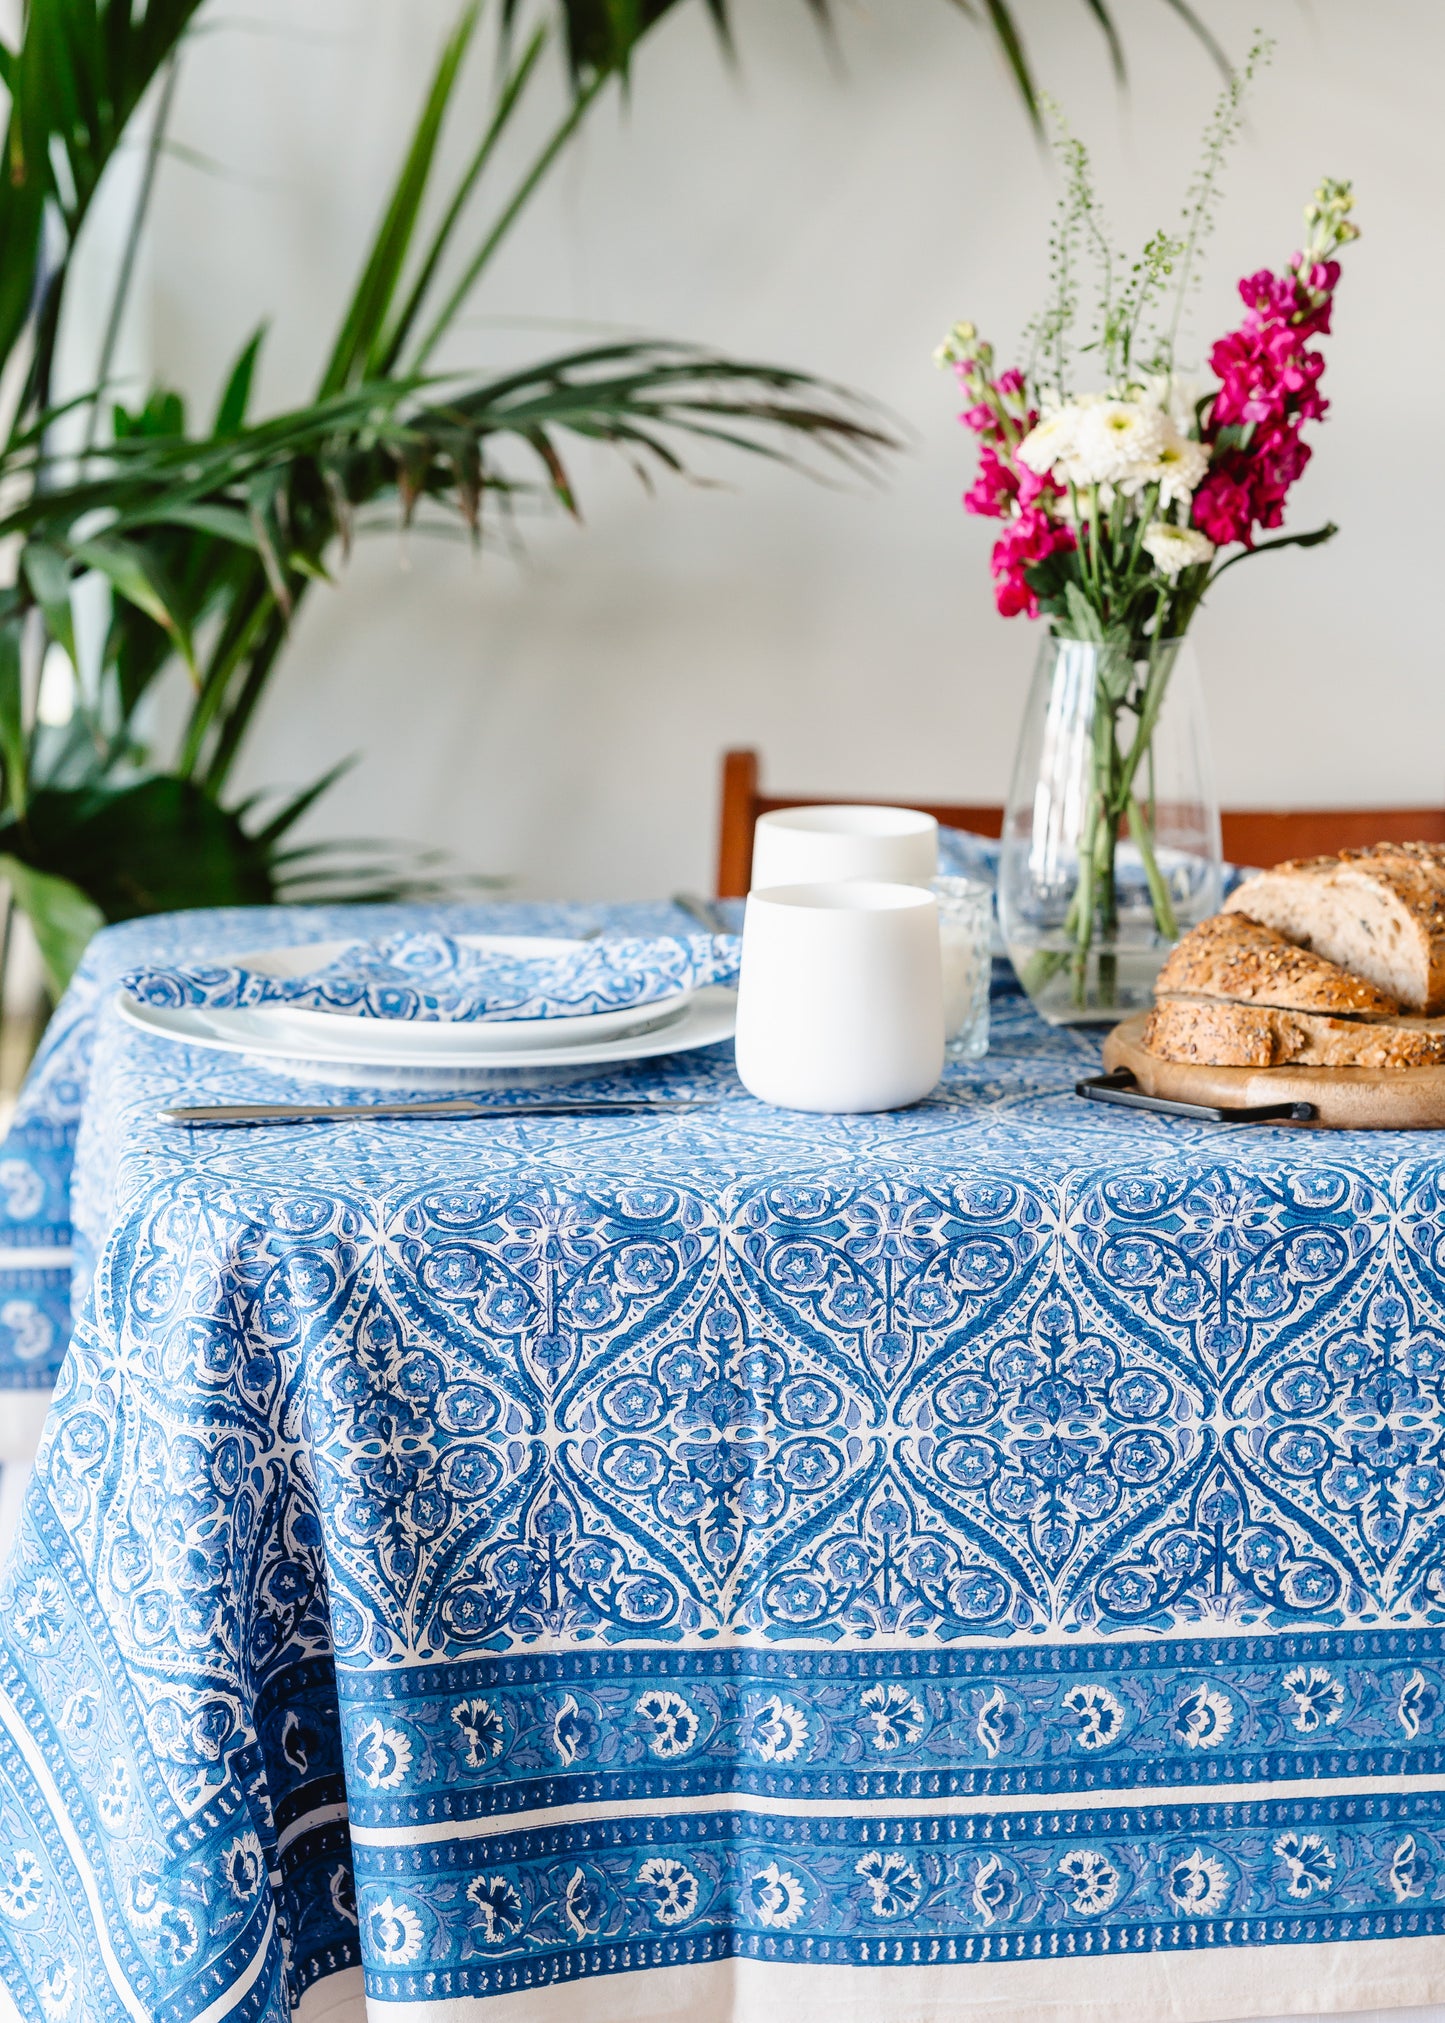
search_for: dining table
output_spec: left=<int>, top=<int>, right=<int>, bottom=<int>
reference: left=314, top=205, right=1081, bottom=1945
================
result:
left=0, top=897, right=1443, bottom=2023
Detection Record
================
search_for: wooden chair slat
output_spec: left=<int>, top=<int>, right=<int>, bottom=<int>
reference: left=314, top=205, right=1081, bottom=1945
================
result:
left=715, top=747, right=1445, bottom=899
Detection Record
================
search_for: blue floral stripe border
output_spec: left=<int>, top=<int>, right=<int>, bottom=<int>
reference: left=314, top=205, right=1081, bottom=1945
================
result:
left=348, top=1791, right=1445, bottom=2003
left=328, top=1632, right=1445, bottom=1828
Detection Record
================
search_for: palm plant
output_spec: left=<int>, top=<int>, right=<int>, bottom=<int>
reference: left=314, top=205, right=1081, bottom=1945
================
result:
left=535, top=0, right=1226, bottom=130
left=0, top=0, right=1225, bottom=993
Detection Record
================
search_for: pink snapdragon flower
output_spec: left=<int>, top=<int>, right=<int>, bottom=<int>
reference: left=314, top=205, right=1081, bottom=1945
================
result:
left=963, top=444, right=1018, bottom=519
left=990, top=504, right=1076, bottom=620
left=1209, top=324, right=1328, bottom=429
left=1193, top=184, right=1356, bottom=550
left=933, top=322, right=1073, bottom=615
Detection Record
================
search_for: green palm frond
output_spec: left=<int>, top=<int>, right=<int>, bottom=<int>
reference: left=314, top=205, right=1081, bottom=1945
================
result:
left=4, top=343, right=893, bottom=805
left=1, top=0, right=206, bottom=416
left=513, top=0, right=1231, bottom=123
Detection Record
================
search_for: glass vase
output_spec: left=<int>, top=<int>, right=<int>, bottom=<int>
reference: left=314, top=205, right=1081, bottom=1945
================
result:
left=998, top=632, right=1221, bottom=1024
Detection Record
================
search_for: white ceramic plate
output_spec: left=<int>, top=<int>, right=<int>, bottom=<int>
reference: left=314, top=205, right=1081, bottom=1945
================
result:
left=116, top=985, right=738, bottom=1071
left=227, top=936, right=692, bottom=1052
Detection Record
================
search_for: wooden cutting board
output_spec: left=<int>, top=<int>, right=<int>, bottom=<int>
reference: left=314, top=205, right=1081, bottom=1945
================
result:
left=1103, top=1013, right=1445, bottom=1130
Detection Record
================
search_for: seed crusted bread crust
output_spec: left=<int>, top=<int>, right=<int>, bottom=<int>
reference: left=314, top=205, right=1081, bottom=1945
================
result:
left=1155, top=911, right=1400, bottom=1016
left=1223, top=842, right=1445, bottom=1014
left=1142, top=995, right=1445, bottom=1071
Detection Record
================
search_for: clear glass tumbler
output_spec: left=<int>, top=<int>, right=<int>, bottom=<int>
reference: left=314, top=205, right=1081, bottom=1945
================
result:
left=932, top=875, right=991, bottom=1062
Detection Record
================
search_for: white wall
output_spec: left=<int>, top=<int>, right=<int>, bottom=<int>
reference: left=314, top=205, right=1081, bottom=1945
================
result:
left=134, top=0, right=1442, bottom=901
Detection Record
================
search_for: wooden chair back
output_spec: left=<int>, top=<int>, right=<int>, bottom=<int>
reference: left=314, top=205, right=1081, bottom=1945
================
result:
left=715, top=748, right=1445, bottom=899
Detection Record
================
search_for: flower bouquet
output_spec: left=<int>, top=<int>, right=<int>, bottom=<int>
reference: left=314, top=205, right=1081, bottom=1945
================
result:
left=937, top=50, right=1358, bottom=1020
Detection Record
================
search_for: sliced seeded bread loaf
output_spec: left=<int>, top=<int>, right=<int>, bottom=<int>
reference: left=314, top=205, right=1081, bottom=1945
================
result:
left=1155, top=912, right=1400, bottom=1016
left=1142, top=995, right=1445, bottom=1070
left=1223, top=843, right=1445, bottom=1014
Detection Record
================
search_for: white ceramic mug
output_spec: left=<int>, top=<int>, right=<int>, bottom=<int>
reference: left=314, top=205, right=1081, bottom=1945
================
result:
left=734, top=881, right=944, bottom=1113
left=750, top=804, right=938, bottom=891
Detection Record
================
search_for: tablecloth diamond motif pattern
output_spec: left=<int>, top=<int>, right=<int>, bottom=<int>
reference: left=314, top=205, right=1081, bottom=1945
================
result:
left=0, top=903, right=1443, bottom=2022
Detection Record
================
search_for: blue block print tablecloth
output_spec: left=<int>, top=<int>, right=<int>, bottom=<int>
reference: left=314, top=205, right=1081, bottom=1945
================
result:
left=1, top=901, right=1444, bottom=2023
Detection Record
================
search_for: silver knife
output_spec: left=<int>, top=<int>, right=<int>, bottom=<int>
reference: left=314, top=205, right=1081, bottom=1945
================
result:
left=162, top=1096, right=711, bottom=1127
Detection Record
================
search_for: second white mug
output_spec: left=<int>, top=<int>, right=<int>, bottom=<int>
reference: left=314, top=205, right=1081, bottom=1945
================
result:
left=750, top=804, right=938, bottom=891
left=734, top=881, right=944, bottom=1113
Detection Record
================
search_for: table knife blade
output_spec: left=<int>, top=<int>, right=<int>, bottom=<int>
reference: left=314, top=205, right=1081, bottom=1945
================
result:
left=162, top=1096, right=710, bottom=1126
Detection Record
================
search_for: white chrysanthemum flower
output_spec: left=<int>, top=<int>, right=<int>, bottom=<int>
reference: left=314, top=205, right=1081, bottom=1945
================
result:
left=1071, top=399, right=1170, bottom=485
left=1119, top=422, right=1209, bottom=507
left=1016, top=404, right=1079, bottom=478
left=1021, top=396, right=1172, bottom=490
left=1152, top=433, right=1211, bottom=507
left=1018, top=389, right=1205, bottom=502
left=1142, top=522, right=1216, bottom=578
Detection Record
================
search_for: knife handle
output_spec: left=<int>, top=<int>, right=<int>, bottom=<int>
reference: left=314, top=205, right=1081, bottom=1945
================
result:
left=1075, top=1068, right=1316, bottom=1125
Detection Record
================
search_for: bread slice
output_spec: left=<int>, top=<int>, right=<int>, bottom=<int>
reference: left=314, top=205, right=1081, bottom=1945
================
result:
left=1142, top=995, right=1445, bottom=1070
left=1224, top=844, right=1445, bottom=1014
left=1156, top=912, right=1400, bottom=1016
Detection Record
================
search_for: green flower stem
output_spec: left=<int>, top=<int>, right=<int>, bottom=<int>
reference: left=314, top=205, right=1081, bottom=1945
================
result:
left=1113, top=641, right=1175, bottom=812
left=1016, top=944, right=1071, bottom=998
left=1087, top=487, right=1105, bottom=604
left=1093, top=801, right=1121, bottom=1006
left=1072, top=790, right=1098, bottom=999
left=1057, top=632, right=1183, bottom=1010
left=1126, top=789, right=1179, bottom=940
left=1124, top=484, right=1158, bottom=576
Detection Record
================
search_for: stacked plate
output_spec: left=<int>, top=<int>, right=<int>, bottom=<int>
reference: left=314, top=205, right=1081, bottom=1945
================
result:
left=118, top=935, right=738, bottom=1077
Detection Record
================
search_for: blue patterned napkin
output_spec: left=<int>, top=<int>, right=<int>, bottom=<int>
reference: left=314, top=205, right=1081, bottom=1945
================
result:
left=122, top=929, right=741, bottom=1023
